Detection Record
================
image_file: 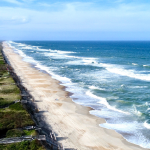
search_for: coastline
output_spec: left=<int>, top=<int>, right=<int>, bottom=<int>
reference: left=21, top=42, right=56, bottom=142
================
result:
left=2, top=42, right=149, bottom=150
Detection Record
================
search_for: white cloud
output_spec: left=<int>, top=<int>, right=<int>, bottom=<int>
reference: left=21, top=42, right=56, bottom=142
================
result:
left=0, top=1, right=150, bottom=40
left=1, top=2, right=150, bottom=30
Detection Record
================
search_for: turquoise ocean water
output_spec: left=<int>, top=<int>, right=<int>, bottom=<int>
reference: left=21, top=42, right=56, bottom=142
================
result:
left=7, top=41, right=150, bottom=148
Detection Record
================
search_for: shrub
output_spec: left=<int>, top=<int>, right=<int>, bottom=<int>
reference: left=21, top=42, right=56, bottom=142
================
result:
left=6, top=129, right=24, bottom=138
left=9, top=103, right=24, bottom=111
left=0, top=98, right=14, bottom=108
left=0, top=111, right=35, bottom=130
left=0, top=140, right=45, bottom=150
left=1, top=87, right=20, bottom=94
left=23, top=130, right=37, bottom=136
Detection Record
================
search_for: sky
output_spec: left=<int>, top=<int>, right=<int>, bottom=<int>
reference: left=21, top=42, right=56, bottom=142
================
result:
left=0, top=0, right=150, bottom=40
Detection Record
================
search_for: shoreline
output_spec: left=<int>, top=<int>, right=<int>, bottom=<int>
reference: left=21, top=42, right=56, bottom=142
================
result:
left=2, top=42, right=149, bottom=150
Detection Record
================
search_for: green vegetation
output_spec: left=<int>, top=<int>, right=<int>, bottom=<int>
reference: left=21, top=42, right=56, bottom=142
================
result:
left=6, top=129, right=24, bottom=138
left=0, top=54, right=7, bottom=76
left=0, top=76, right=21, bottom=108
left=0, top=102, right=35, bottom=130
left=0, top=140, right=45, bottom=150
left=1, top=86, right=20, bottom=94
left=23, top=130, right=37, bottom=136
left=0, top=103, right=34, bottom=131
left=0, top=43, right=21, bottom=109
left=0, top=43, right=45, bottom=149
left=9, top=103, right=24, bottom=111
left=6, top=129, right=37, bottom=138
left=0, top=110, right=35, bottom=130
left=0, top=98, right=14, bottom=108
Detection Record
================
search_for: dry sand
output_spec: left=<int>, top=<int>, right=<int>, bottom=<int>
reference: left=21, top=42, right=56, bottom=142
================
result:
left=2, top=42, right=149, bottom=150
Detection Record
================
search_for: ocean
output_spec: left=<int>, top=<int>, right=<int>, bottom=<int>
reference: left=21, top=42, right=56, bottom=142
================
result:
left=7, top=41, right=150, bottom=149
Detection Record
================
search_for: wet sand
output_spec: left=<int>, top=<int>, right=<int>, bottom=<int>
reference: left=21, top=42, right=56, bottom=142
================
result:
left=2, top=42, right=148, bottom=150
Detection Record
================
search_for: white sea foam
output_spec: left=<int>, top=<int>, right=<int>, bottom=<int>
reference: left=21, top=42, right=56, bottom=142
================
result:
left=21, top=46, right=33, bottom=49
left=145, top=102, right=149, bottom=106
left=37, top=49, right=50, bottom=52
left=82, top=58, right=97, bottom=64
left=43, top=50, right=78, bottom=59
left=17, top=44, right=26, bottom=47
left=33, top=46, right=42, bottom=48
left=143, top=65, right=150, bottom=67
left=106, top=67, right=150, bottom=82
left=34, top=63, right=72, bottom=84
left=66, top=57, right=99, bottom=66
left=89, top=86, right=98, bottom=89
left=100, top=121, right=141, bottom=132
left=132, top=105, right=143, bottom=116
left=14, top=49, right=27, bottom=58
left=65, top=55, right=80, bottom=59
left=86, top=91, right=129, bottom=114
left=95, top=113, right=150, bottom=148
left=67, top=57, right=150, bottom=82
left=54, top=50, right=76, bottom=54
left=8, top=41, right=16, bottom=44
left=89, top=86, right=99, bottom=89
left=12, top=48, right=40, bottom=66
left=16, top=43, right=27, bottom=46
left=89, top=86, right=106, bottom=91
left=44, top=49, right=76, bottom=54
left=121, top=84, right=126, bottom=87
left=144, top=120, right=150, bottom=129
left=8, top=41, right=26, bottom=47
left=107, top=96, right=119, bottom=100
left=9, top=41, right=47, bottom=52
left=128, top=86, right=148, bottom=89
left=8, top=41, right=13, bottom=43
left=132, top=63, right=138, bottom=66
left=44, top=52, right=66, bottom=59
left=146, top=106, right=150, bottom=112
left=6, top=41, right=15, bottom=48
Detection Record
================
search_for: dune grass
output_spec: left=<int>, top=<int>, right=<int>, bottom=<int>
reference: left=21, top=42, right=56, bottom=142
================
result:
left=0, top=109, right=35, bottom=130
left=0, top=53, right=21, bottom=108
left=0, top=140, right=45, bottom=150
left=6, top=129, right=38, bottom=138
left=9, top=102, right=24, bottom=111
left=6, top=129, right=24, bottom=138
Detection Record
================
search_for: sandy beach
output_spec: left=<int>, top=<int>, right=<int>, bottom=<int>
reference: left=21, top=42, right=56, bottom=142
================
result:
left=2, top=42, right=148, bottom=150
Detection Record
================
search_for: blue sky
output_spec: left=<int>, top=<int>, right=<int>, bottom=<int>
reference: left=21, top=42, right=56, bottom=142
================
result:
left=0, top=0, right=150, bottom=40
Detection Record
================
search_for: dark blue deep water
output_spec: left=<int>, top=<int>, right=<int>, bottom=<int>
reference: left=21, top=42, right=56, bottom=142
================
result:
left=8, top=41, right=150, bottom=148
